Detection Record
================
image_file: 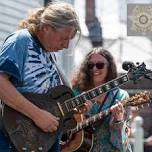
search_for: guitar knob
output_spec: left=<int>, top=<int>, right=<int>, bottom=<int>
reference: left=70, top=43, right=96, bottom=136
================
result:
left=38, top=147, right=43, bottom=151
left=22, top=147, right=27, bottom=151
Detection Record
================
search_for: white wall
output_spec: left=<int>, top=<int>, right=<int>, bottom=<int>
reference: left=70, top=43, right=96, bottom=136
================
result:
left=0, top=0, right=44, bottom=47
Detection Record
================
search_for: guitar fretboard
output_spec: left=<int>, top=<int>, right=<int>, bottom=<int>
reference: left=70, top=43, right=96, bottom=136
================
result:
left=70, top=109, right=110, bottom=134
left=64, top=74, right=129, bottom=112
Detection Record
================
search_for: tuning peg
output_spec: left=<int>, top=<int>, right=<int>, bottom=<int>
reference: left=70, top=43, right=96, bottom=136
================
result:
left=135, top=106, right=139, bottom=110
left=138, top=106, right=142, bottom=109
left=136, top=62, right=140, bottom=66
left=140, top=104, right=144, bottom=108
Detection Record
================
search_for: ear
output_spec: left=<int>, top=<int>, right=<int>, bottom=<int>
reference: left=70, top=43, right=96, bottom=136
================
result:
left=42, top=24, right=50, bottom=32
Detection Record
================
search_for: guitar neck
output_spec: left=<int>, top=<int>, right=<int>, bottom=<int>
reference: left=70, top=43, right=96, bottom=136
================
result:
left=70, top=108, right=110, bottom=134
left=64, top=74, right=129, bottom=112
left=69, top=98, right=131, bottom=134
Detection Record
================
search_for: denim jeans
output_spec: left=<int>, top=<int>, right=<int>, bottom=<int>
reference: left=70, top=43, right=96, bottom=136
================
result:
left=0, top=129, right=12, bottom=152
left=48, top=138, right=60, bottom=152
left=0, top=129, right=60, bottom=152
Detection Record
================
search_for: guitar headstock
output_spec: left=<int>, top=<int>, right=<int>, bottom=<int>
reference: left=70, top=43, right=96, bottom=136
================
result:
left=123, top=91, right=151, bottom=107
left=128, top=63, right=150, bottom=82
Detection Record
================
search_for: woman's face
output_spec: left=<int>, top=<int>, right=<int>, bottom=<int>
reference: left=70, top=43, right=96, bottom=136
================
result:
left=88, top=53, right=109, bottom=87
left=39, top=25, right=76, bottom=52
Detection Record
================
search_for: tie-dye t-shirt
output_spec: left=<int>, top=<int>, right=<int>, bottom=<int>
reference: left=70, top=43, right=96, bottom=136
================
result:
left=0, top=29, right=62, bottom=94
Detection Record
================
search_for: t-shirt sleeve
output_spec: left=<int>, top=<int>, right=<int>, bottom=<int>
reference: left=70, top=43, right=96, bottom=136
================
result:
left=0, top=34, right=27, bottom=84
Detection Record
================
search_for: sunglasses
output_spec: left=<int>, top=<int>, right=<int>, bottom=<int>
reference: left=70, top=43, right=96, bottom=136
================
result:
left=88, top=62, right=106, bottom=70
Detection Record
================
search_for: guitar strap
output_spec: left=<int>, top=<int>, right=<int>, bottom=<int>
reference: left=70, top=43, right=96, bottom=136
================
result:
left=97, top=92, right=109, bottom=113
left=97, top=89, right=119, bottom=113
left=49, top=54, right=71, bottom=88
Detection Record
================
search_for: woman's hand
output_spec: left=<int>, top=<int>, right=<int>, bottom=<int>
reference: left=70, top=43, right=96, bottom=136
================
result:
left=84, top=100, right=93, bottom=112
left=76, top=100, right=93, bottom=113
left=110, top=102, right=124, bottom=122
left=32, top=109, right=60, bottom=133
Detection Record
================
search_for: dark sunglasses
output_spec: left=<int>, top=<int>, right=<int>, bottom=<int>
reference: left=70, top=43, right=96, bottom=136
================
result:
left=88, top=62, right=106, bottom=70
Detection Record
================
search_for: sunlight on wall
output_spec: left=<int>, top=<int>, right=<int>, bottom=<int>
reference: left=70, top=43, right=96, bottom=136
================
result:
left=74, top=49, right=84, bottom=67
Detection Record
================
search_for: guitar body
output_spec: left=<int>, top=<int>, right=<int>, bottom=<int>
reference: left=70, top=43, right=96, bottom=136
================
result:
left=61, top=113, right=94, bottom=152
left=3, top=85, right=77, bottom=152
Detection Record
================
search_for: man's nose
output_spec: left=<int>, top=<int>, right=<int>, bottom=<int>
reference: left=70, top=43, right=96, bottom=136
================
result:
left=62, top=40, right=69, bottom=49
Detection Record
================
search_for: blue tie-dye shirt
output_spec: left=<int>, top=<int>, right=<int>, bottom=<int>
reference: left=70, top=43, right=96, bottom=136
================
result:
left=0, top=29, right=62, bottom=94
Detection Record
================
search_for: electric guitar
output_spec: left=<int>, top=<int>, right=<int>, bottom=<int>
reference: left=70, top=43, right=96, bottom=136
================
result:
left=3, top=63, right=150, bottom=152
left=60, top=91, right=151, bottom=152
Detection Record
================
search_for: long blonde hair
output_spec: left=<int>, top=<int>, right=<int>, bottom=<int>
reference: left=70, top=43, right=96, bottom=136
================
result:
left=18, top=1, right=81, bottom=35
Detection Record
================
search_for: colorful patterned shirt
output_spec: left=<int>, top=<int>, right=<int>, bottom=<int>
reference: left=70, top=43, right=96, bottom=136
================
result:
left=73, top=88, right=132, bottom=152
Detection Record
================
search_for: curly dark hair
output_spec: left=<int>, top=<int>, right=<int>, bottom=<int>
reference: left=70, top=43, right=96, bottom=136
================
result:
left=72, top=47, right=117, bottom=91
